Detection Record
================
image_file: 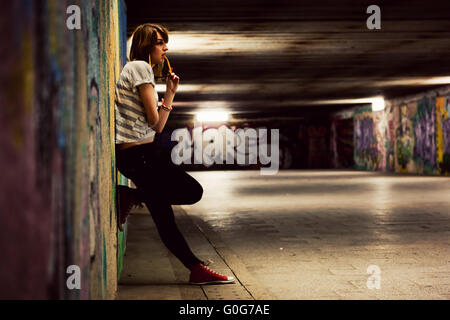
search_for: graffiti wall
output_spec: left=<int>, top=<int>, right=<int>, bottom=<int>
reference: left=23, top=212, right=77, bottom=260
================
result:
left=331, top=86, right=450, bottom=175
left=0, top=0, right=126, bottom=299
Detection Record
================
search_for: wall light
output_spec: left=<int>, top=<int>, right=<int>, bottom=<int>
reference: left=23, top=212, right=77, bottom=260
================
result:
left=196, top=111, right=229, bottom=122
left=371, top=96, right=386, bottom=112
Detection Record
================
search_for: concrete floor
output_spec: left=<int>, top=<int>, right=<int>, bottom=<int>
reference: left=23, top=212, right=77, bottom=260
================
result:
left=117, top=170, right=450, bottom=300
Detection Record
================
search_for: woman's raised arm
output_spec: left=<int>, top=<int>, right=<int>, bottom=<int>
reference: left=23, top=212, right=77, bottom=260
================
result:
left=138, top=83, right=159, bottom=127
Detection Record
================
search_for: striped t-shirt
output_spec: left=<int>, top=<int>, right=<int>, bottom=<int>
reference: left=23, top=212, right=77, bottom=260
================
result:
left=114, top=61, right=159, bottom=144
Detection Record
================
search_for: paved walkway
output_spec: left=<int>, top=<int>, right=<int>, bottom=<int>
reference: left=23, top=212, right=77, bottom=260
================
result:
left=117, top=170, right=450, bottom=300
left=116, top=207, right=259, bottom=300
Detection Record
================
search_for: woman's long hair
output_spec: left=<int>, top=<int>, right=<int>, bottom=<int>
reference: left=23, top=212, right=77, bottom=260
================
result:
left=129, top=23, right=169, bottom=81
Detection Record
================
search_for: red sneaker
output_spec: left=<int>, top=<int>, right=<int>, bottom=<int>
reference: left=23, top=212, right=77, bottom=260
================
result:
left=117, top=185, right=142, bottom=231
left=189, top=263, right=235, bottom=285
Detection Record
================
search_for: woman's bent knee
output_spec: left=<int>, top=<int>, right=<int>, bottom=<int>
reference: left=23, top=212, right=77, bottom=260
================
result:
left=185, top=182, right=203, bottom=205
left=195, top=183, right=203, bottom=203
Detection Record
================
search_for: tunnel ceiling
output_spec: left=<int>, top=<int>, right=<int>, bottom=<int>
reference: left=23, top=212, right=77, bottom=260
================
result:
left=125, top=0, right=450, bottom=117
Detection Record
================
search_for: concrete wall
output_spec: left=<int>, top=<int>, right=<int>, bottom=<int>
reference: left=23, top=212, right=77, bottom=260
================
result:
left=331, top=86, right=450, bottom=176
left=0, top=0, right=126, bottom=299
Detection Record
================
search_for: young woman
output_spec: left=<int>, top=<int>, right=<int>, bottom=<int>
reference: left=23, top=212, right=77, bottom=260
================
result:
left=115, top=23, right=234, bottom=285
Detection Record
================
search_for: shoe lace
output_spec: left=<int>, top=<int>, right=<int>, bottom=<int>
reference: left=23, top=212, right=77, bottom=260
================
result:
left=201, top=264, right=221, bottom=277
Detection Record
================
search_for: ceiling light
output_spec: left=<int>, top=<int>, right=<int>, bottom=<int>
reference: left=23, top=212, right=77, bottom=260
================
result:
left=314, top=96, right=386, bottom=111
left=196, top=111, right=229, bottom=122
left=371, top=96, right=385, bottom=112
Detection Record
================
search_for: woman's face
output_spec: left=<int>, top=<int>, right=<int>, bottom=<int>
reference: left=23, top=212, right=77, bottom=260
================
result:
left=150, top=31, right=168, bottom=65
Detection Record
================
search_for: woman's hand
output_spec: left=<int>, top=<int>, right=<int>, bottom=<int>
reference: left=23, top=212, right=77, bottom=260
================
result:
left=166, top=72, right=180, bottom=95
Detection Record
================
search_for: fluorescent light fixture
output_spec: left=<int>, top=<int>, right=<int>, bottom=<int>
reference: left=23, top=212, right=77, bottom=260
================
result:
left=371, top=96, right=386, bottom=112
left=424, top=76, right=450, bottom=85
left=376, top=76, right=450, bottom=86
left=167, top=33, right=292, bottom=54
left=196, top=111, right=229, bottom=122
left=314, top=96, right=386, bottom=111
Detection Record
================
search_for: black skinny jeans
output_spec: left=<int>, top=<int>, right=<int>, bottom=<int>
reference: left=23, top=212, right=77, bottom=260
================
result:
left=116, top=142, right=204, bottom=270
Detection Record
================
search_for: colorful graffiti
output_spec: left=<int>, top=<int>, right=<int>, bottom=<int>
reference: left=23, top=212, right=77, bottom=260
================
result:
left=0, top=0, right=126, bottom=299
left=436, top=97, right=450, bottom=174
left=333, top=86, right=450, bottom=176
left=395, top=103, right=414, bottom=172
left=354, top=108, right=380, bottom=170
left=412, top=97, right=436, bottom=173
left=383, top=106, right=396, bottom=171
